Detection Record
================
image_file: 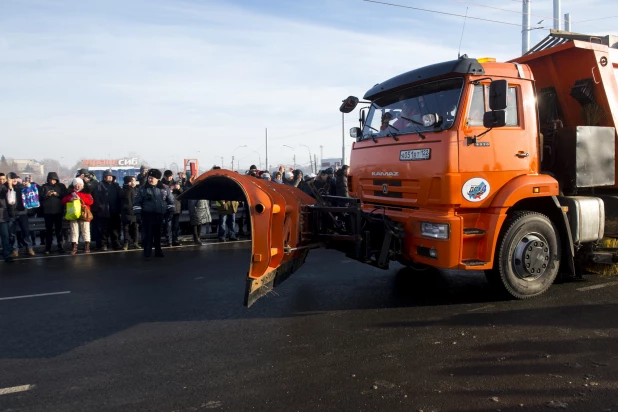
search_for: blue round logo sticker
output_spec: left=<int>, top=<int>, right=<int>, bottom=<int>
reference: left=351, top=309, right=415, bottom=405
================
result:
left=462, top=178, right=490, bottom=202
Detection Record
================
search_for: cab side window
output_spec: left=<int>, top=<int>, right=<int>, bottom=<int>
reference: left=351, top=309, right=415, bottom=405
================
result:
left=467, top=84, right=485, bottom=126
left=506, top=87, right=519, bottom=126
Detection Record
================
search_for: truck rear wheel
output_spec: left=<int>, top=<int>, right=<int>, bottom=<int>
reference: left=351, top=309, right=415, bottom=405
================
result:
left=486, top=211, right=561, bottom=299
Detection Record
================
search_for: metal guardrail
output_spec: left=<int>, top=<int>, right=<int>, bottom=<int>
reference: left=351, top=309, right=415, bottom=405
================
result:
left=17, top=207, right=246, bottom=235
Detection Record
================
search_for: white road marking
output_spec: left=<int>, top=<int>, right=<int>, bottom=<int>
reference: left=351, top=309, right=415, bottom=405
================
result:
left=0, top=291, right=71, bottom=301
left=577, top=281, right=618, bottom=292
left=0, top=384, right=34, bottom=395
left=195, top=277, right=204, bottom=280
left=2, top=240, right=252, bottom=262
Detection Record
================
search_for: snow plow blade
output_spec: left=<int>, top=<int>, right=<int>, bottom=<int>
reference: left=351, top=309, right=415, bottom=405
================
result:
left=179, top=169, right=317, bottom=307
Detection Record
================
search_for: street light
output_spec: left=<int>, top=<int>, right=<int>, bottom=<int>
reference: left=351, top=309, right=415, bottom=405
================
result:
left=299, top=144, right=313, bottom=174
left=283, top=145, right=296, bottom=169
left=251, top=150, right=262, bottom=170
left=232, top=145, right=247, bottom=171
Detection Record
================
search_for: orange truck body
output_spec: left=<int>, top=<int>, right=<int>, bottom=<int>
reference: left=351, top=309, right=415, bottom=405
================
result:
left=349, top=37, right=618, bottom=272
left=183, top=32, right=618, bottom=306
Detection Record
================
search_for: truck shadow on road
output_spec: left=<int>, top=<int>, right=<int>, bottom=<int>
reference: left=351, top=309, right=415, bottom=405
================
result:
left=0, top=247, right=593, bottom=359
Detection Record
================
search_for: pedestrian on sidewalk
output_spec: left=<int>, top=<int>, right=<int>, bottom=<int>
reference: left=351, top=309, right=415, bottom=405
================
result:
left=6, top=172, right=36, bottom=257
left=0, top=174, right=17, bottom=262
left=186, top=175, right=211, bottom=245
left=170, top=177, right=183, bottom=246
left=62, top=178, right=93, bottom=254
left=41, top=172, right=67, bottom=255
left=133, top=169, right=175, bottom=260
left=217, top=199, right=238, bottom=242
left=121, top=176, right=139, bottom=250
left=93, top=170, right=122, bottom=251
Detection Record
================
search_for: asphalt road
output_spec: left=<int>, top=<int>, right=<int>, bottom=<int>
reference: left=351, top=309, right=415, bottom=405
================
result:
left=1, top=243, right=618, bottom=412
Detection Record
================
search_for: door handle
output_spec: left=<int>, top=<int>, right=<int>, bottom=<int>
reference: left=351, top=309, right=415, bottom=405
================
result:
left=516, top=152, right=529, bottom=158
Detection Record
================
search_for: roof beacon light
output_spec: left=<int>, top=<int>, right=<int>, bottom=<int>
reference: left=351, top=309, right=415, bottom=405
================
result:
left=477, top=57, right=496, bottom=63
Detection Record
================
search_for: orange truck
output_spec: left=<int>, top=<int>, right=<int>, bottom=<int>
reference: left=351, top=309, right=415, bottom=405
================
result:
left=182, top=31, right=618, bottom=306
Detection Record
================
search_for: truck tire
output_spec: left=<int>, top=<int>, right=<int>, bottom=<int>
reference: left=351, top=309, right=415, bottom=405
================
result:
left=486, top=211, right=561, bottom=299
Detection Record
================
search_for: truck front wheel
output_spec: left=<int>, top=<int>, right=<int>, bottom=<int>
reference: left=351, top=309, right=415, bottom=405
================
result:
left=486, top=211, right=561, bottom=299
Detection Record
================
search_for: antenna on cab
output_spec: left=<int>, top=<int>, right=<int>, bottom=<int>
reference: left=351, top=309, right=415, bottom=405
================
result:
left=458, top=7, right=469, bottom=59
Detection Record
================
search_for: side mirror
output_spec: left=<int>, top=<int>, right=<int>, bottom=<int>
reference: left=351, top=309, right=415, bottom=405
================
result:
left=350, top=127, right=362, bottom=138
left=340, top=96, right=359, bottom=113
left=483, top=110, right=506, bottom=128
left=360, top=109, right=366, bottom=126
left=488, top=80, right=508, bottom=111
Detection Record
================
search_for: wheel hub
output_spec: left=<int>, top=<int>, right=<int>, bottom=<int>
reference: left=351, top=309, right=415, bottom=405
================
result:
left=512, top=234, right=550, bottom=281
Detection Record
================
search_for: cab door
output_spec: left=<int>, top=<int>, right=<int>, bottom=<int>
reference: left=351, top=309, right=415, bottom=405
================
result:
left=459, top=81, right=534, bottom=206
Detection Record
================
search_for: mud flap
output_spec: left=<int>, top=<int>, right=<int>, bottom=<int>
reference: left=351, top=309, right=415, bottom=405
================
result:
left=180, top=169, right=317, bottom=307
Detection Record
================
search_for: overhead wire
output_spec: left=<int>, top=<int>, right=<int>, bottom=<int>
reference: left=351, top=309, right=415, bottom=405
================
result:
left=362, top=0, right=523, bottom=27
left=451, top=0, right=616, bottom=31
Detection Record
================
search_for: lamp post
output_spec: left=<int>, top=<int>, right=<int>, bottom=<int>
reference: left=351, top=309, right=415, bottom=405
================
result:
left=231, top=145, right=247, bottom=171
left=299, top=144, right=313, bottom=173
left=283, top=145, right=296, bottom=169
left=251, top=150, right=262, bottom=170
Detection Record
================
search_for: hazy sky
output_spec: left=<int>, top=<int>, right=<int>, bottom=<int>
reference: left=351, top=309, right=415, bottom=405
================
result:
left=1, top=0, right=616, bottom=170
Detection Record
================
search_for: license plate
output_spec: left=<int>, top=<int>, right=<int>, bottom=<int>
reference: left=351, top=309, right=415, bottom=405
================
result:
left=400, top=149, right=431, bottom=161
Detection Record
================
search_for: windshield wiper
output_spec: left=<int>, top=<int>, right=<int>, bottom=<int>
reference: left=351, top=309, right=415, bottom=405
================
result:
left=385, top=124, right=399, bottom=141
left=400, top=116, right=427, bottom=140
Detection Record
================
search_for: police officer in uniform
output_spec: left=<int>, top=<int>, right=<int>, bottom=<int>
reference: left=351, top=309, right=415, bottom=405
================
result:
left=133, top=169, right=175, bottom=260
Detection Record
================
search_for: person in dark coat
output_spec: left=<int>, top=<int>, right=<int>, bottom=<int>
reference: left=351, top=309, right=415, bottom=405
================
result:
left=7, top=172, right=36, bottom=257
left=0, top=174, right=17, bottom=262
left=136, top=165, right=149, bottom=187
left=335, top=165, right=350, bottom=198
left=40, top=172, right=68, bottom=254
left=160, top=170, right=182, bottom=246
left=133, top=169, right=175, bottom=260
left=93, top=169, right=122, bottom=251
left=121, top=176, right=139, bottom=250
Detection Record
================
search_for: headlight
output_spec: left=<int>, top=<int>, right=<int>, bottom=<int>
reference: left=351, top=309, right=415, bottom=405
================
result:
left=422, top=114, right=439, bottom=127
left=421, top=222, right=450, bottom=239
left=350, top=127, right=360, bottom=138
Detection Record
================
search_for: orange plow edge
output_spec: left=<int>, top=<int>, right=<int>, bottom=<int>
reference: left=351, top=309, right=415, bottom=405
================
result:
left=179, top=169, right=318, bottom=307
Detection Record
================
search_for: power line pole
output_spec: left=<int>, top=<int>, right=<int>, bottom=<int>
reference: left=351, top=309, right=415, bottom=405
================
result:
left=553, top=0, right=561, bottom=30
left=522, top=0, right=531, bottom=55
left=564, top=12, right=571, bottom=31
left=265, top=128, right=269, bottom=171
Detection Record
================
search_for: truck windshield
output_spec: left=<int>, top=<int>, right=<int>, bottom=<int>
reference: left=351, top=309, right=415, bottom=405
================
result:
left=361, top=78, right=464, bottom=141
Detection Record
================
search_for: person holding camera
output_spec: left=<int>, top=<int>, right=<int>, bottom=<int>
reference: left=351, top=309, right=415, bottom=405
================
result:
left=41, top=172, right=68, bottom=255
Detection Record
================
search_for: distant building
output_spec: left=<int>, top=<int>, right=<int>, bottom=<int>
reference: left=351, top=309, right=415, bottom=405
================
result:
left=82, top=158, right=141, bottom=182
left=7, top=159, right=45, bottom=175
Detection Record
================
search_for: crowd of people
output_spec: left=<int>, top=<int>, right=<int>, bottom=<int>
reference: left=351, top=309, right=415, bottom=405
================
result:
left=0, top=162, right=350, bottom=263
left=246, top=164, right=349, bottom=199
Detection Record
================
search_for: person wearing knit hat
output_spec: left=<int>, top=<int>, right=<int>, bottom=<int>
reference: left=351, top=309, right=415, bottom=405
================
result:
left=41, top=172, right=68, bottom=255
left=6, top=171, right=37, bottom=257
left=61, top=177, right=94, bottom=254
left=133, top=168, right=175, bottom=259
left=136, top=165, right=149, bottom=187
left=120, top=175, right=139, bottom=250
left=93, top=169, right=122, bottom=251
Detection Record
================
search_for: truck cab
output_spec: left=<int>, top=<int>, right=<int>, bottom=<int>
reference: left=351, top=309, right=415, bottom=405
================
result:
left=346, top=56, right=557, bottom=273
